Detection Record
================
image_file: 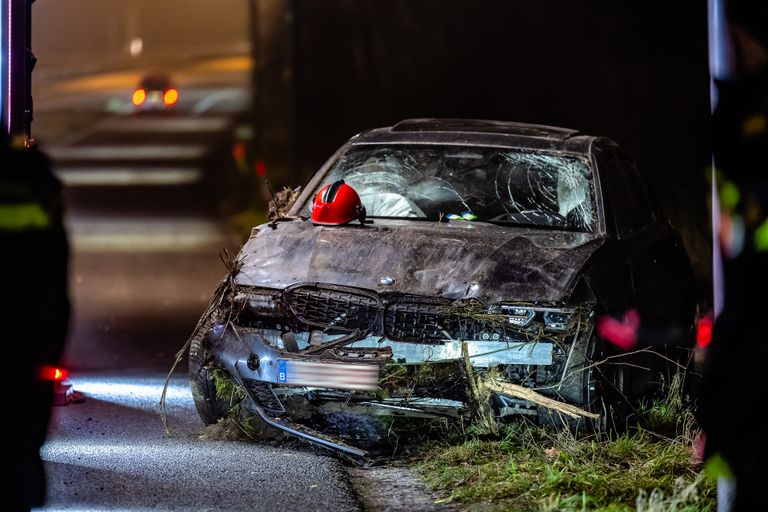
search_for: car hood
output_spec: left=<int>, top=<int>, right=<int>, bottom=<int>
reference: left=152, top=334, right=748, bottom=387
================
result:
left=234, top=219, right=603, bottom=303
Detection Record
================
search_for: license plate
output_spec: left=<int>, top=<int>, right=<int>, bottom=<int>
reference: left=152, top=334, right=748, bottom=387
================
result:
left=277, top=359, right=379, bottom=391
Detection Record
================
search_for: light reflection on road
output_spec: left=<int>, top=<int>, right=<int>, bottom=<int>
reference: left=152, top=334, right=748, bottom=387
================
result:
left=66, top=217, right=230, bottom=252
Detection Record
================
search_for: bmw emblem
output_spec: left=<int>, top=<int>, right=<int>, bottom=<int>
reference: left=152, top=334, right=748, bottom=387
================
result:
left=378, top=276, right=394, bottom=286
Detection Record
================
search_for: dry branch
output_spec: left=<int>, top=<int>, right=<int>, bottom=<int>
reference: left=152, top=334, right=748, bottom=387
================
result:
left=462, top=341, right=499, bottom=435
left=483, top=379, right=599, bottom=420
left=268, top=186, right=300, bottom=221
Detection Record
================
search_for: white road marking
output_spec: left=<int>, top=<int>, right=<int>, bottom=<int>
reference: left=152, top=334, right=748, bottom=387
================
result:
left=96, top=116, right=231, bottom=133
left=67, top=217, right=229, bottom=252
left=48, top=144, right=209, bottom=161
left=56, top=167, right=202, bottom=186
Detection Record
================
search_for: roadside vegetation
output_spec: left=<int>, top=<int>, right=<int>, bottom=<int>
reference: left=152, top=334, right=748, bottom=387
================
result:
left=181, top=327, right=714, bottom=510
left=414, top=374, right=715, bottom=511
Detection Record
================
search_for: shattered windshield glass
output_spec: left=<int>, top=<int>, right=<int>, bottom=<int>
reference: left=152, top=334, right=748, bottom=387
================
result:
left=307, top=145, right=596, bottom=231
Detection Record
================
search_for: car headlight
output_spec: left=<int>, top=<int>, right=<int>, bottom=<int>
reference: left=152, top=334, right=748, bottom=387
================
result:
left=487, top=304, right=575, bottom=331
left=235, top=290, right=281, bottom=313
left=543, top=310, right=573, bottom=331
left=499, top=306, right=535, bottom=327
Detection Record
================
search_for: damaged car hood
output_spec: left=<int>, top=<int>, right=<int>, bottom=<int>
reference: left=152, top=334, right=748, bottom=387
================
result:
left=234, top=219, right=603, bottom=303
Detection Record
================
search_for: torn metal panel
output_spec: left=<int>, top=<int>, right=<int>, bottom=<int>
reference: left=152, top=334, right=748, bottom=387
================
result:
left=235, top=220, right=603, bottom=303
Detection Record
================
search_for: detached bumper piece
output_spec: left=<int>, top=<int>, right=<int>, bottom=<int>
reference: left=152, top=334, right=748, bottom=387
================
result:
left=237, top=365, right=368, bottom=459
left=211, top=322, right=381, bottom=459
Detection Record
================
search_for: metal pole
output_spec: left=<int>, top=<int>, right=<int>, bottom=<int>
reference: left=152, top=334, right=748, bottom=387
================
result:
left=2, top=0, right=33, bottom=140
left=708, top=0, right=727, bottom=320
left=249, top=0, right=262, bottom=155
left=24, top=0, right=34, bottom=137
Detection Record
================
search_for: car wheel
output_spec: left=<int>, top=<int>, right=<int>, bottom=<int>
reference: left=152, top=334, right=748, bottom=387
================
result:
left=189, top=323, right=231, bottom=425
left=538, top=331, right=633, bottom=433
left=586, top=334, right=638, bottom=432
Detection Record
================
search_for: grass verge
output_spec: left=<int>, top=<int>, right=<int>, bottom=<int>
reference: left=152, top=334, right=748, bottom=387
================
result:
left=415, top=371, right=713, bottom=512
left=415, top=422, right=714, bottom=511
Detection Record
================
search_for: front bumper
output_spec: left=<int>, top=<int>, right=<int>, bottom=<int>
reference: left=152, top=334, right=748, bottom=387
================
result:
left=206, top=283, right=595, bottom=458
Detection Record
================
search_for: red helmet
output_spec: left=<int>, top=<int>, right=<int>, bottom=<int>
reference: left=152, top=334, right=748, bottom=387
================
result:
left=311, top=180, right=366, bottom=226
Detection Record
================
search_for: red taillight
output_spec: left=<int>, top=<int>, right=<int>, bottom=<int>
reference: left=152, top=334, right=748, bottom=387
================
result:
left=233, top=142, right=246, bottom=161
left=696, top=314, right=713, bottom=348
left=132, top=88, right=147, bottom=106
left=255, top=160, right=267, bottom=177
left=163, top=88, right=179, bottom=106
left=41, top=366, right=69, bottom=381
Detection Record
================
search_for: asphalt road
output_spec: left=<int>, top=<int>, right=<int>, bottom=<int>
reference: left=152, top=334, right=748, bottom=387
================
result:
left=41, top=375, right=360, bottom=511
left=31, top=55, right=365, bottom=512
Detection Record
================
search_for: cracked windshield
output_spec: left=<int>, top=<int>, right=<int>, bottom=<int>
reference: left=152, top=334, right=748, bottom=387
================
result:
left=312, top=146, right=595, bottom=231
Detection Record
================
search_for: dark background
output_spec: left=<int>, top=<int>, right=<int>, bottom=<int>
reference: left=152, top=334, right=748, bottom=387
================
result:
left=260, top=0, right=713, bottom=292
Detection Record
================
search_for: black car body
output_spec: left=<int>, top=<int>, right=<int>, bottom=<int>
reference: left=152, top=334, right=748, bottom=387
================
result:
left=189, top=119, right=696, bottom=457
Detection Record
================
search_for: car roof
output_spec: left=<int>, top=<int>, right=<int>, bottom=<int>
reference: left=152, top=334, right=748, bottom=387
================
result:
left=139, top=73, right=172, bottom=90
left=351, top=118, right=605, bottom=155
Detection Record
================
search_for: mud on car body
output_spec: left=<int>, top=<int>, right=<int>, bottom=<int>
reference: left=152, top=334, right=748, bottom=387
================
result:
left=189, top=119, right=697, bottom=457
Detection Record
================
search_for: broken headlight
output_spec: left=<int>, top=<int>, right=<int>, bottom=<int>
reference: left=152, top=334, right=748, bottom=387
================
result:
left=488, top=304, right=536, bottom=327
left=543, top=310, right=573, bottom=331
left=234, top=289, right=282, bottom=314
left=248, top=294, right=280, bottom=311
left=496, top=305, right=535, bottom=327
left=488, top=304, right=575, bottom=332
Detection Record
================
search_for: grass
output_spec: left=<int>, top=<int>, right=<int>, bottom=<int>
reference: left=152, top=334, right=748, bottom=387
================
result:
left=414, top=370, right=715, bottom=511
left=206, top=368, right=289, bottom=442
left=206, top=348, right=713, bottom=510
left=415, top=423, right=714, bottom=511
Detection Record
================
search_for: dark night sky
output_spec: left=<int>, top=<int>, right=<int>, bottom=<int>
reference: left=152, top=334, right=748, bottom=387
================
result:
left=291, top=0, right=712, bottom=288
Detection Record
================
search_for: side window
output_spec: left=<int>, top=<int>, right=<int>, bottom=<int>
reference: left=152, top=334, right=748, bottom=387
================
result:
left=621, top=158, right=658, bottom=229
left=603, top=157, right=657, bottom=238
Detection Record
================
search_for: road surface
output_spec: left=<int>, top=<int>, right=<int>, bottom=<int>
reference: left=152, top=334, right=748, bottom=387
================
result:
left=41, top=375, right=361, bottom=511
left=29, top=51, right=441, bottom=512
left=31, top=55, right=365, bottom=512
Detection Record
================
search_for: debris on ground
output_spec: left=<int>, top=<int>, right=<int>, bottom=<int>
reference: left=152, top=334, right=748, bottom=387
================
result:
left=482, top=379, right=598, bottom=420
left=461, top=341, right=499, bottom=437
left=198, top=416, right=253, bottom=442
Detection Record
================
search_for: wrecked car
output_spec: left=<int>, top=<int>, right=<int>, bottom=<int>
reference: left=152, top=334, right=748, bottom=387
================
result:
left=189, top=118, right=697, bottom=458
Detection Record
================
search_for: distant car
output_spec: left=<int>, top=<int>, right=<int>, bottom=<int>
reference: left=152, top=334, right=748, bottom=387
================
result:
left=132, top=73, right=178, bottom=111
left=189, top=119, right=697, bottom=457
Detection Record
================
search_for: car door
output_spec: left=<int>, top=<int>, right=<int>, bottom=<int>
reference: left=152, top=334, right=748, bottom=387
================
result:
left=603, top=155, right=696, bottom=331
